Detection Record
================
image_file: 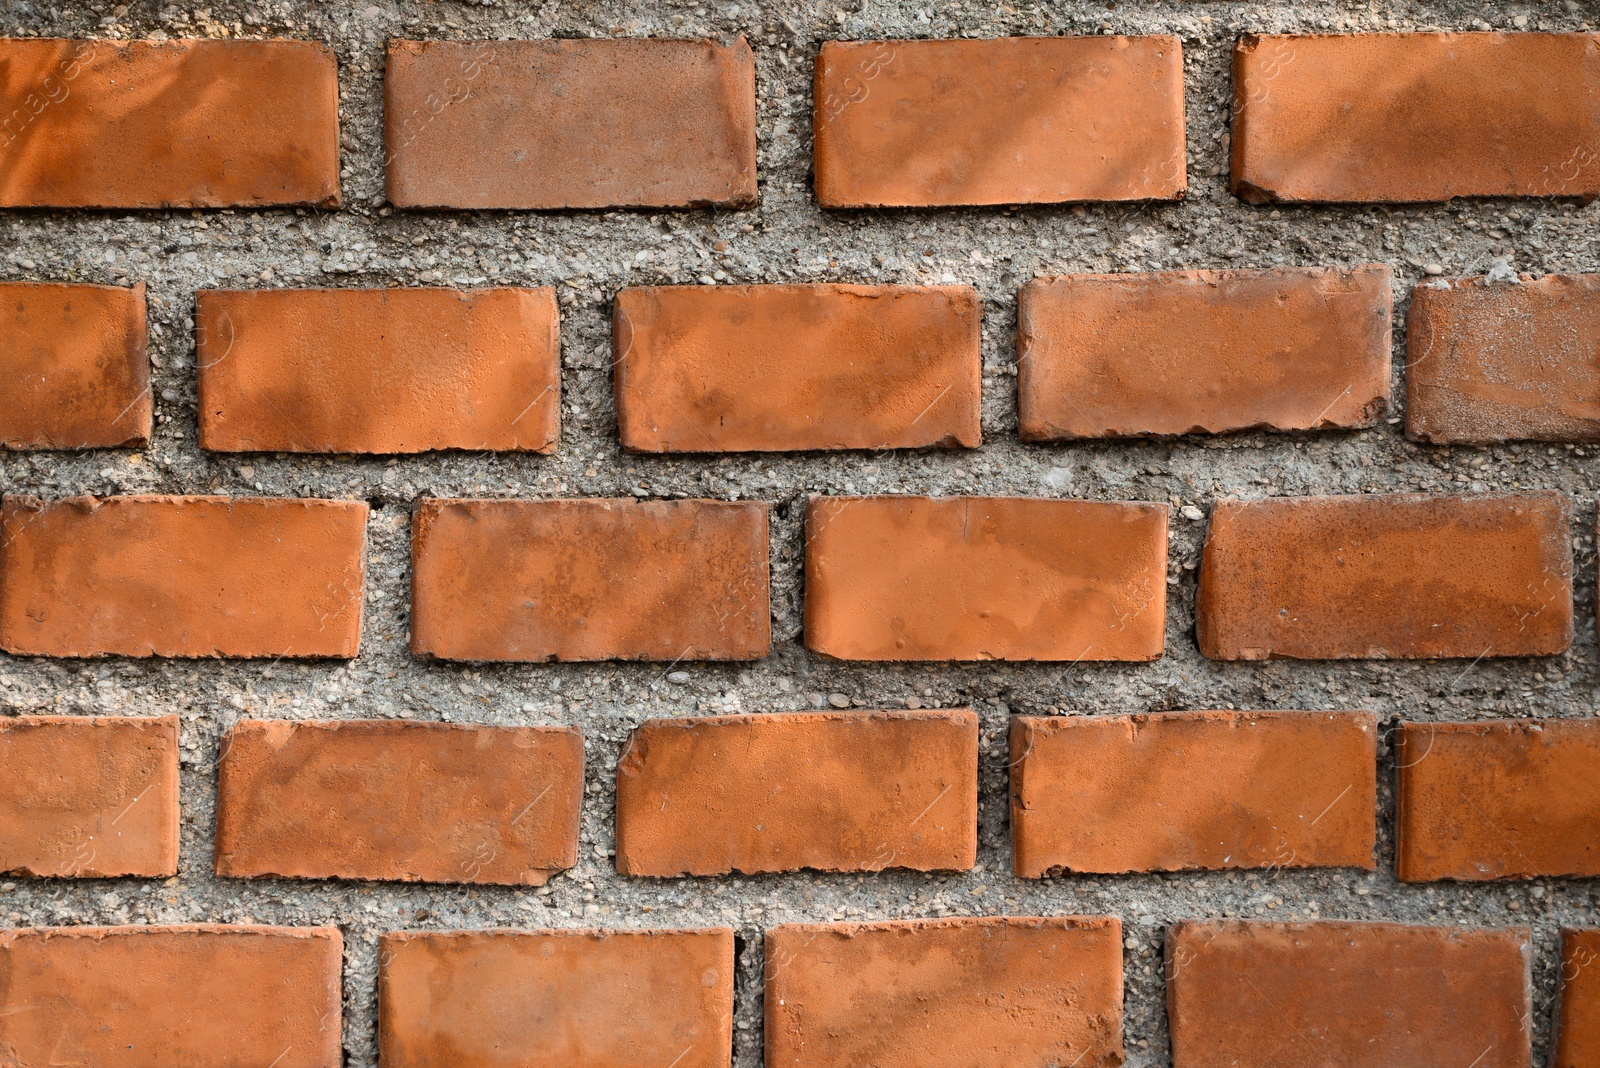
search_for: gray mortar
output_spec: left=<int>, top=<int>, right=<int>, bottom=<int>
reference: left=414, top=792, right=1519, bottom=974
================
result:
left=2, top=0, right=1599, bottom=1064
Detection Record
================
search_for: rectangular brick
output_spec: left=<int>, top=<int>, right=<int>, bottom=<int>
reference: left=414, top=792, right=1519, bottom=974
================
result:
left=0, top=494, right=367, bottom=658
left=616, top=709, right=977, bottom=876
left=198, top=288, right=560, bottom=454
left=1397, top=719, right=1600, bottom=881
left=2, top=282, right=150, bottom=449
left=1407, top=273, right=1600, bottom=444
left=0, top=38, right=338, bottom=208
left=0, top=925, right=343, bottom=1068
left=385, top=39, right=756, bottom=210
left=1018, top=266, right=1392, bottom=439
left=1557, top=929, right=1600, bottom=1068
left=1197, top=492, right=1571, bottom=660
left=613, top=284, right=980, bottom=452
left=814, top=36, right=1184, bottom=207
left=805, top=495, right=1167, bottom=661
left=0, top=715, right=177, bottom=878
left=1010, top=711, right=1376, bottom=876
left=380, top=928, right=733, bottom=1068
left=766, top=916, right=1122, bottom=1068
left=216, top=719, right=582, bottom=886
left=411, top=497, right=769, bottom=661
left=1232, top=32, right=1600, bottom=203
left=1166, top=921, right=1531, bottom=1068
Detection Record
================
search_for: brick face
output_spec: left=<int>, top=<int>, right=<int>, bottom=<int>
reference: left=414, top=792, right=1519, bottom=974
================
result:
left=1558, top=929, right=1600, bottom=1068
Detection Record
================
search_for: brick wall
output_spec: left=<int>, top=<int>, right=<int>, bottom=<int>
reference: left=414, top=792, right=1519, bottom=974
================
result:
left=2, top=1, right=1599, bottom=1066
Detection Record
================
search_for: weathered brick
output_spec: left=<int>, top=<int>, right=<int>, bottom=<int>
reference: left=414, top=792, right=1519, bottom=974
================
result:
left=1407, top=273, right=1600, bottom=444
left=216, top=719, right=582, bottom=886
left=1167, top=920, right=1531, bottom=1068
left=1197, top=492, right=1571, bottom=660
left=1, top=282, right=150, bottom=449
left=805, top=495, right=1167, bottom=661
left=1232, top=32, right=1600, bottom=204
left=814, top=36, right=1185, bottom=207
left=411, top=497, right=769, bottom=662
left=1010, top=711, right=1376, bottom=876
left=613, top=284, right=980, bottom=452
left=0, top=715, right=177, bottom=878
left=198, top=288, right=559, bottom=454
left=1557, top=929, right=1600, bottom=1068
left=616, top=709, right=977, bottom=876
left=385, top=39, right=756, bottom=210
left=380, top=928, right=733, bottom=1068
left=0, top=38, right=338, bottom=208
left=766, top=916, right=1123, bottom=1068
left=0, top=495, right=367, bottom=658
left=1397, top=719, right=1600, bottom=881
left=1018, top=266, right=1392, bottom=439
left=0, top=925, right=343, bottom=1067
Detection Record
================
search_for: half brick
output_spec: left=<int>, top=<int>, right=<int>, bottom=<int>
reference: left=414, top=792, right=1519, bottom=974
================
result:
left=198, top=288, right=560, bottom=454
left=1196, top=492, right=1572, bottom=660
left=1557, top=929, right=1600, bottom=1068
left=216, top=719, right=583, bottom=886
left=613, top=284, right=980, bottom=452
left=411, top=497, right=770, bottom=662
left=616, top=709, right=977, bottom=876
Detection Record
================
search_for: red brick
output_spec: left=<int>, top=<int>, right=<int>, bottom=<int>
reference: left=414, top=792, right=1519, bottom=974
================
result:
left=1232, top=32, right=1600, bottom=204
left=380, top=928, right=733, bottom=1068
left=1557, top=929, right=1600, bottom=1068
left=0, top=494, right=367, bottom=658
left=216, top=719, right=582, bottom=886
left=198, top=288, right=559, bottom=454
left=613, top=284, right=980, bottom=452
left=1397, top=719, right=1600, bottom=881
left=385, top=39, right=756, bottom=210
left=805, top=495, right=1167, bottom=661
left=0, top=39, right=339, bottom=208
left=0, top=715, right=177, bottom=878
left=411, top=497, right=769, bottom=662
left=1018, top=266, right=1392, bottom=439
left=765, top=916, right=1123, bottom=1068
left=1407, top=273, right=1600, bottom=444
left=1197, top=492, right=1571, bottom=660
left=0, top=925, right=343, bottom=1067
left=616, top=709, right=977, bottom=876
left=1, top=282, right=150, bottom=449
left=814, top=36, right=1185, bottom=207
left=1010, top=711, right=1376, bottom=876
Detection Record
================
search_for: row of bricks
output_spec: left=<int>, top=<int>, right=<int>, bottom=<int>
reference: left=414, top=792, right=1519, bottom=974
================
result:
left=3, top=33, right=1598, bottom=209
left=0, top=491, right=1577, bottom=661
left=7, top=271, right=1598, bottom=453
left=4, top=711, right=1597, bottom=883
left=0, top=919, right=1594, bottom=1067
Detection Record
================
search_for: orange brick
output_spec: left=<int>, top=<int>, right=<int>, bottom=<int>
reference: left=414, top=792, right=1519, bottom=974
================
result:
left=198, top=288, right=559, bottom=454
left=814, top=36, right=1185, bottom=207
left=0, top=925, right=343, bottom=1068
left=765, top=916, right=1123, bottom=1068
left=1167, top=921, right=1532, bottom=1068
left=411, top=497, right=769, bottom=662
left=1010, top=711, right=1376, bottom=876
left=0, top=495, right=367, bottom=658
left=613, top=284, right=980, bottom=452
left=0, top=715, right=177, bottom=878
left=1197, top=492, right=1571, bottom=660
left=1557, top=929, right=1600, bottom=1068
left=216, top=719, right=582, bottom=886
left=1397, top=719, right=1600, bottom=881
left=1407, top=274, right=1600, bottom=444
left=616, top=709, right=977, bottom=876
left=0, top=38, right=338, bottom=208
left=380, top=928, right=733, bottom=1068
left=385, top=39, right=756, bottom=210
left=805, top=495, right=1167, bottom=661
left=1018, top=266, right=1392, bottom=439
left=1232, top=32, right=1600, bottom=203
left=1, top=282, right=150, bottom=449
